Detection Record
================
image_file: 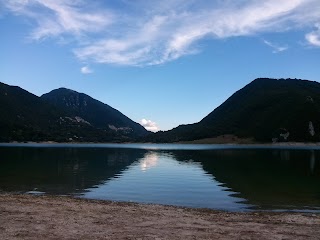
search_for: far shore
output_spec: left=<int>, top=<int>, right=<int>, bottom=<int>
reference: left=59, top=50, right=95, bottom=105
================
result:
left=2, top=140, right=320, bottom=148
left=0, top=193, right=319, bottom=239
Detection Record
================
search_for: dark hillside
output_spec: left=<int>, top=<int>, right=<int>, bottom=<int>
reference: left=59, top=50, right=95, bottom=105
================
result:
left=0, top=82, right=66, bottom=141
left=145, top=78, right=320, bottom=142
left=41, top=88, right=148, bottom=138
left=0, top=82, right=148, bottom=142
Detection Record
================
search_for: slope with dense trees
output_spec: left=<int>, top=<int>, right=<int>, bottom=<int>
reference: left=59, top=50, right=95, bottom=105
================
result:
left=2, top=78, right=320, bottom=143
left=41, top=88, right=148, bottom=138
left=0, top=82, right=148, bottom=142
left=144, top=78, right=320, bottom=142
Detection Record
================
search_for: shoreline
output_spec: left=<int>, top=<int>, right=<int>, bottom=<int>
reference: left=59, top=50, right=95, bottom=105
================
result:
left=0, top=194, right=319, bottom=239
left=3, top=141, right=320, bottom=146
left=2, top=141, right=320, bottom=148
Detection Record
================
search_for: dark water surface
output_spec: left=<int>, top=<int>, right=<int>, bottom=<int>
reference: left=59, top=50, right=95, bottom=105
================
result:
left=1, top=143, right=320, bottom=212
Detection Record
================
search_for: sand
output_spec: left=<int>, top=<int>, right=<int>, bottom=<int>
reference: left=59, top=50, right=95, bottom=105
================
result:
left=0, top=194, right=319, bottom=240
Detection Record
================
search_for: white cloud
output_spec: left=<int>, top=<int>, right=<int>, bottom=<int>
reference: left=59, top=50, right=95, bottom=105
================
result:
left=80, top=66, right=93, bottom=74
left=263, top=40, right=289, bottom=53
left=2, top=0, right=113, bottom=40
left=140, top=119, right=159, bottom=132
left=2, top=0, right=320, bottom=65
left=306, top=24, right=320, bottom=47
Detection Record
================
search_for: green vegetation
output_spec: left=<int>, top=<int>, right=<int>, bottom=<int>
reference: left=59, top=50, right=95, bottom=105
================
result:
left=2, top=78, right=320, bottom=143
left=41, top=88, right=148, bottom=138
left=144, top=78, right=320, bottom=143
left=0, top=82, right=148, bottom=142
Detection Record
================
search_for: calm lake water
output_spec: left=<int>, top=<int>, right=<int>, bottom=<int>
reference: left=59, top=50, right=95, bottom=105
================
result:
left=0, top=143, right=320, bottom=212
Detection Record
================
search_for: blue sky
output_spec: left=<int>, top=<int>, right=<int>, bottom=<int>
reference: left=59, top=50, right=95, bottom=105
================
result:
left=1, top=0, right=320, bottom=131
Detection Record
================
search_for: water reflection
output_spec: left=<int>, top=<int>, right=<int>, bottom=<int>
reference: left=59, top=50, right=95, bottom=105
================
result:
left=310, top=150, right=316, bottom=173
left=84, top=152, right=247, bottom=210
left=170, top=149, right=320, bottom=210
left=0, top=145, right=320, bottom=211
left=0, top=147, right=145, bottom=194
left=140, top=152, right=159, bottom=171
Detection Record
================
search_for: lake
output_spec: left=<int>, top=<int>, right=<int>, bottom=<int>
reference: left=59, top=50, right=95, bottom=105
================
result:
left=0, top=143, right=320, bottom=212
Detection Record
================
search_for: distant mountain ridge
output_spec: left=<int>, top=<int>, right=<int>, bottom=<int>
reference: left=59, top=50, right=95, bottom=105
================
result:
left=2, top=78, right=320, bottom=143
left=0, top=82, right=148, bottom=142
left=41, top=88, right=147, bottom=137
left=144, top=78, right=320, bottom=143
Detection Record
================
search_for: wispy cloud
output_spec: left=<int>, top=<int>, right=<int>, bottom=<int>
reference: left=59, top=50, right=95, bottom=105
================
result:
left=140, top=119, right=159, bottom=132
left=306, top=24, right=320, bottom=47
left=80, top=66, right=93, bottom=74
left=2, top=0, right=113, bottom=40
left=2, top=0, right=320, bottom=66
left=263, top=40, right=289, bottom=53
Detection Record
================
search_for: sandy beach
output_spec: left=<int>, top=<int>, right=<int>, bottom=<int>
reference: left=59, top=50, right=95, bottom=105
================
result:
left=0, top=194, right=319, bottom=240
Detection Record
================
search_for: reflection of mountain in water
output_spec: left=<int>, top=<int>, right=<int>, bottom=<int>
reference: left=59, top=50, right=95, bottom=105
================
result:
left=0, top=147, right=145, bottom=195
left=1, top=145, right=320, bottom=210
left=169, top=149, right=320, bottom=210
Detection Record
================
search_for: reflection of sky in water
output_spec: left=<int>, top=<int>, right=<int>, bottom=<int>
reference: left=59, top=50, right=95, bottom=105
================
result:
left=1, top=144, right=320, bottom=211
left=84, top=151, right=248, bottom=211
left=140, top=152, right=159, bottom=172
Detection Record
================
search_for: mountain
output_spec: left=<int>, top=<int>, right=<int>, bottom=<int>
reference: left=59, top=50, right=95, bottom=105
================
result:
left=41, top=88, right=148, bottom=137
left=0, top=82, right=65, bottom=142
left=144, top=78, right=320, bottom=143
left=0, top=82, right=148, bottom=142
left=3, top=78, right=320, bottom=143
